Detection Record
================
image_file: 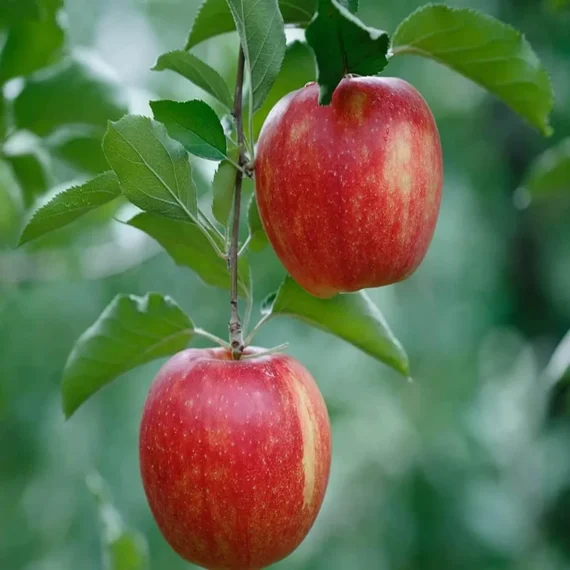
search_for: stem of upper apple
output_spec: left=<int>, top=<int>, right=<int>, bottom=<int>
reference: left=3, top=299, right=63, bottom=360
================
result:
left=228, top=48, right=246, bottom=359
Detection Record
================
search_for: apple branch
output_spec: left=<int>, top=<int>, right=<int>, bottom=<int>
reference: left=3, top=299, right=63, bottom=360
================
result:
left=228, top=48, right=246, bottom=359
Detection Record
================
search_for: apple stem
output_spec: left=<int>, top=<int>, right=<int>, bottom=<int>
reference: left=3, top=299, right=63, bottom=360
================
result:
left=228, top=47, right=247, bottom=360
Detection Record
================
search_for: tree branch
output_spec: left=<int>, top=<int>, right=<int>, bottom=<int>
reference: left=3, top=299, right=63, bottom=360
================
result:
left=228, top=48, right=246, bottom=359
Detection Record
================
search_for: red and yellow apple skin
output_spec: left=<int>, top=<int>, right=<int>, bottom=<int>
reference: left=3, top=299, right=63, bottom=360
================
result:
left=255, top=77, right=443, bottom=298
left=139, top=347, right=331, bottom=570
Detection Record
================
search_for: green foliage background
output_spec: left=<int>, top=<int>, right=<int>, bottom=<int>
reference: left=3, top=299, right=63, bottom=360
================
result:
left=1, top=0, right=570, bottom=569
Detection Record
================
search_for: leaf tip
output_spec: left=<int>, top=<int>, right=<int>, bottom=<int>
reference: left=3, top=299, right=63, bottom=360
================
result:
left=61, top=390, right=78, bottom=420
left=17, top=229, right=30, bottom=247
left=318, top=87, right=333, bottom=106
left=151, top=52, right=168, bottom=72
left=398, top=358, right=411, bottom=378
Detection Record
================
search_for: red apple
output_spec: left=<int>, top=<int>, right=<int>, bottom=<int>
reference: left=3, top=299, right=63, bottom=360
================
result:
left=139, top=347, right=331, bottom=569
left=255, top=77, right=443, bottom=298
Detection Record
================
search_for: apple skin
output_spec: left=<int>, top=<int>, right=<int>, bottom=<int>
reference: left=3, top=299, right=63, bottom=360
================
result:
left=139, top=347, right=331, bottom=570
left=255, top=77, right=443, bottom=298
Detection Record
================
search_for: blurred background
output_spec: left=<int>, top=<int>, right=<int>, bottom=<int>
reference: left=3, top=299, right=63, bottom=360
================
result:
left=1, top=0, right=570, bottom=568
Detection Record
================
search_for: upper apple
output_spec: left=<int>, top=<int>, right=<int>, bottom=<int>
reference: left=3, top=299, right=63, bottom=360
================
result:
left=255, top=77, right=443, bottom=298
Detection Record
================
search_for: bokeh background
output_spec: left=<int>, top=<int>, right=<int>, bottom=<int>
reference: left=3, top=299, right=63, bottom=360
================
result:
left=1, top=0, right=570, bottom=568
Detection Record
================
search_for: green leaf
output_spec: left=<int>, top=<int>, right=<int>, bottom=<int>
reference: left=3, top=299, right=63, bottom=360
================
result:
left=186, top=0, right=317, bottom=49
left=4, top=150, right=50, bottom=207
left=0, top=12, right=65, bottom=83
left=212, top=157, right=237, bottom=227
left=62, top=292, right=193, bottom=418
left=523, top=138, right=570, bottom=198
left=150, top=99, right=227, bottom=161
left=253, top=41, right=316, bottom=138
left=247, top=194, right=268, bottom=252
left=19, top=171, right=121, bottom=246
left=0, top=0, right=62, bottom=27
left=87, top=472, right=149, bottom=570
left=102, top=115, right=198, bottom=221
left=14, top=57, right=128, bottom=137
left=391, top=4, right=554, bottom=136
left=47, top=126, right=109, bottom=174
left=547, top=0, right=570, bottom=10
left=128, top=212, right=251, bottom=298
left=0, top=3, right=34, bottom=25
left=306, top=0, right=390, bottom=105
left=225, top=0, right=286, bottom=112
left=152, top=50, right=233, bottom=110
left=263, top=275, right=409, bottom=376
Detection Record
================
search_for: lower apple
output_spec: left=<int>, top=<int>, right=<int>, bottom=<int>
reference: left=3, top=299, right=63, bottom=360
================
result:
left=139, top=347, right=331, bottom=570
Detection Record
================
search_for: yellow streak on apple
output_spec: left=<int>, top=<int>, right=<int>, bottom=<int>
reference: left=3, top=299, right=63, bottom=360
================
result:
left=289, top=377, right=318, bottom=508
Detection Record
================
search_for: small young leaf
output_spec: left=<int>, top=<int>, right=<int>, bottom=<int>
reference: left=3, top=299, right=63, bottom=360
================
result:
left=247, top=194, right=268, bottom=252
left=0, top=92, right=5, bottom=140
left=263, top=275, right=409, bottom=376
left=225, top=0, right=286, bottom=112
left=306, top=0, right=390, bottom=104
left=102, top=115, right=198, bottom=221
left=87, top=472, right=149, bottom=570
left=212, top=157, right=237, bottom=227
left=0, top=13, right=65, bottom=83
left=391, top=4, right=554, bottom=136
left=62, top=292, right=193, bottom=418
left=186, top=0, right=317, bottom=49
left=19, top=171, right=121, bottom=246
left=523, top=138, right=570, bottom=198
left=14, top=57, right=128, bottom=137
left=128, top=212, right=251, bottom=298
left=47, top=126, right=109, bottom=174
left=150, top=99, right=227, bottom=161
left=152, top=50, right=233, bottom=110
left=546, top=331, right=570, bottom=387
left=253, top=41, right=316, bottom=138
left=5, top=151, right=50, bottom=207
left=545, top=331, right=570, bottom=419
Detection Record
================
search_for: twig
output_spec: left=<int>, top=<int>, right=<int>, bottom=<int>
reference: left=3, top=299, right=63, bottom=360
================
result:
left=228, top=48, right=247, bottom=359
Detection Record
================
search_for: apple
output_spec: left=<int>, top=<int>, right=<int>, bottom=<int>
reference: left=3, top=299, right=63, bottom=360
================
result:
left=255, top=77, right=443, bottom=298
left=139, top=347, right=331, bottom=569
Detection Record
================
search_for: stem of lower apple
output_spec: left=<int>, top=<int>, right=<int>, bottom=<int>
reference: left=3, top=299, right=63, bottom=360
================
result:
left=228, top=48, right=246, bottom=359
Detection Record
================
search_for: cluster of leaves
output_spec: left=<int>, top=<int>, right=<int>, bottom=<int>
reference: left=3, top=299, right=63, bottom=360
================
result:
left=16, top=0, right=555, bottom=418
left=0, top=0, right=128, bottom=214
